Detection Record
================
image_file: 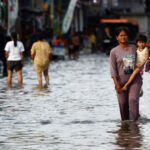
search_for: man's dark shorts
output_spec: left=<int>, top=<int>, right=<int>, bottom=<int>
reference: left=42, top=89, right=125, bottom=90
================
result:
left=7, top=61, right=23, bottom=71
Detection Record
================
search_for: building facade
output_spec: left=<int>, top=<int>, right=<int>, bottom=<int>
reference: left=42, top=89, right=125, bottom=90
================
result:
left=99, top=0, right=150, bottom=39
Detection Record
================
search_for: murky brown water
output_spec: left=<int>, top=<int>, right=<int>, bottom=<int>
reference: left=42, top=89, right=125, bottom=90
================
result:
left=0, top=54, right=150, bottom=150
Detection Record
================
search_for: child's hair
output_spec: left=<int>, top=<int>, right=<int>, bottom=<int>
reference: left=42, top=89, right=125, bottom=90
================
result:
left=115, top=26, right=129, bottom=36
left=136, top=34, right=147, bottom=43
left=37, top=34, right=44, bottom=41
left=11, top=32, right=17, bottom=47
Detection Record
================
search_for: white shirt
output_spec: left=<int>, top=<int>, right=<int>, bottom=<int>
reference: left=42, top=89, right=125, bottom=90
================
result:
left=5, top=41, right=25, bottom=61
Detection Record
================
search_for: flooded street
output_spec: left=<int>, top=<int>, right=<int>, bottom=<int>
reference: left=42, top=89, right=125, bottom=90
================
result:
left=0, top=54, right=150, bottom=150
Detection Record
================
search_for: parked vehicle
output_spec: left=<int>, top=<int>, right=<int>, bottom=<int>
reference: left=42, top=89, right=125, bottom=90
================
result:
left=52, top=45, right=66, bottom=60
left=51, top=35, right=67, bottom=60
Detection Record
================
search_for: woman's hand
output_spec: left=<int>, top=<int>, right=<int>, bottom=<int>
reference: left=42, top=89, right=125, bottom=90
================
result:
left=112, top=77, right=122, bottom=94
left=115, top=84, right=122, bottom=94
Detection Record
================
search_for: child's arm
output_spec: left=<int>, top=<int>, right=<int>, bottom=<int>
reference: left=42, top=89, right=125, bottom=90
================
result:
left=31, top=44, right=36, bottom=60
left=122, top=48, right=149, bottom=91
left=122, top=68, right=141, bottom=91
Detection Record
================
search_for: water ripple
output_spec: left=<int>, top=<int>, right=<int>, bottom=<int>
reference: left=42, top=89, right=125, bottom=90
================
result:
left=0, top=54, right=150, bottom=150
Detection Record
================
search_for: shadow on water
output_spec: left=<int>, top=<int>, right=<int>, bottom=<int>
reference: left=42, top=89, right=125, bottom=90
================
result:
left=68, top=120, right=95, bottom=125
left=32, top=86, right=52, bottom=96
left=114, top=121, right=143, bottom=150
left=139, top=115, right=150, bottom=124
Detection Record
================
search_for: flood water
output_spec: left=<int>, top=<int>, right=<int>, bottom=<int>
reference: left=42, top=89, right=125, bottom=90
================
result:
left=0, top=54, right=150, bottom=150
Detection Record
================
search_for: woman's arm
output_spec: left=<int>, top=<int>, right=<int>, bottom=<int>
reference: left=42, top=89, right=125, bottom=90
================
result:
left=109, top=50, right=122, bottom=93
left=112, top=77, right=122, bottom=94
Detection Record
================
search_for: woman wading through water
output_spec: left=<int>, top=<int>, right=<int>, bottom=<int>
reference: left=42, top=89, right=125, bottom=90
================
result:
left=109, top=27, right=142, bottom=121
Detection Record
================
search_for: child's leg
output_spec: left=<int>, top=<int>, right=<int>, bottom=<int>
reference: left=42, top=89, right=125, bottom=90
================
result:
left=43, top=68, right=49, bottom=88
left=37, top=72, right=43, bottom=89
left=122, top=68, right=140, bottom=91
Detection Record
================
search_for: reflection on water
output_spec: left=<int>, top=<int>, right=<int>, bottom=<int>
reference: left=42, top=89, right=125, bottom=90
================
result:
left=115, top=121, right=142, bottom=149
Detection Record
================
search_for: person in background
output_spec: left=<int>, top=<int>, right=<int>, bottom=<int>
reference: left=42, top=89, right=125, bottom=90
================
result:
left=54, top=35, right=62, bottom=46
left=122, top=34, right=149, bottom=91
left=0, top=27, right=9, bottom=77
left=5, top=32, right=25, bottom=88
left=31, top=34, right=52, bottom=89
left=109, top=27, right=142, bottom=121
left=71, top=32, right=80, bottom=60
left=89, top=32, right=97, bottom=53
left=68, top=38, right=74, bottom=60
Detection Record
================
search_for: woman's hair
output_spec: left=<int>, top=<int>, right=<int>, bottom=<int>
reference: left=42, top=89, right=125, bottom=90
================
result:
left=11, top=32, right=17, bottom=47
left=136, top=34, right=147, bottom=43
left=115, top=27, right=129, bottom=37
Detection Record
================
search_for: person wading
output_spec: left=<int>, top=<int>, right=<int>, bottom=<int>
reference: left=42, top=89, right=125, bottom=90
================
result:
left=5, top=32, right=25, bottom=88
left=109, top=27, right=142, bottom=121
left=31, top=34, right=52, bottom=89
